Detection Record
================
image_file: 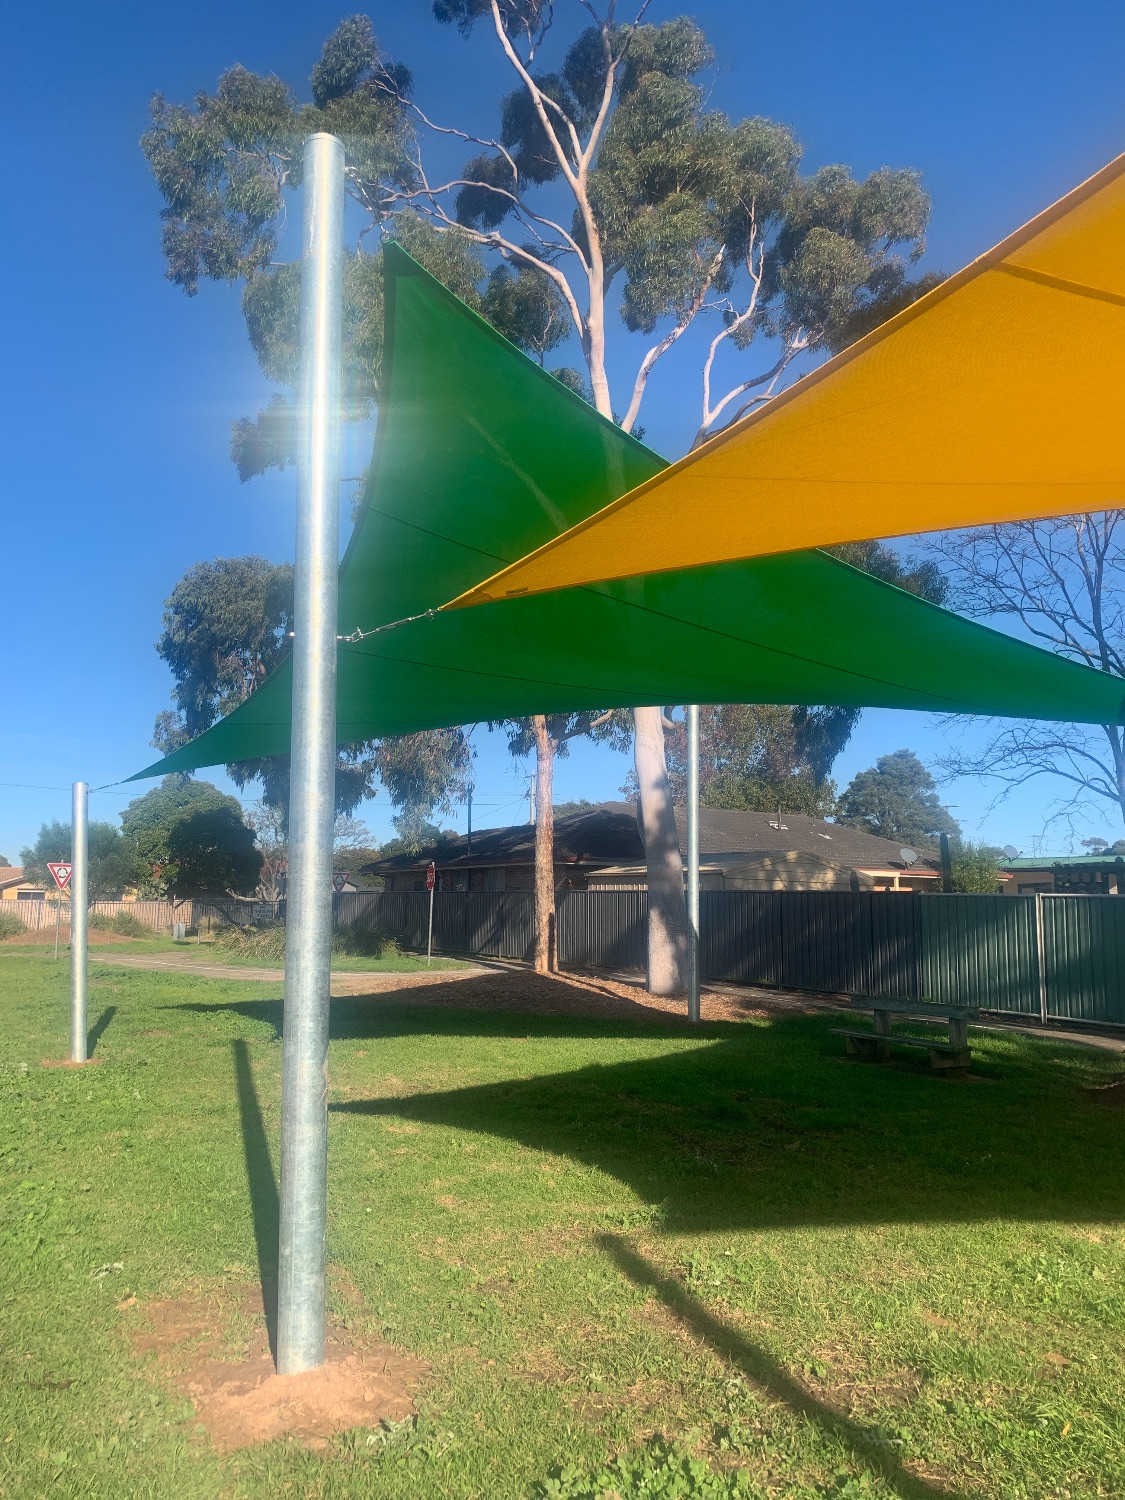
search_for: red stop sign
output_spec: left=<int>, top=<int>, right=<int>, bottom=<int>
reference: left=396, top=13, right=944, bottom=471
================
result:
left=426, top=862, right=436, bottom=891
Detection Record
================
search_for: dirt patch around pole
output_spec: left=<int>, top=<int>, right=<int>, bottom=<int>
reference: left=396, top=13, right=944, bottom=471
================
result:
left=131, top=1279, right=427, bottom=1452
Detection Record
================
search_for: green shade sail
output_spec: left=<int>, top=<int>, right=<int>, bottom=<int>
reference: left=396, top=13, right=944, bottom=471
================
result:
left=131, top=245, right=1125, bottom=783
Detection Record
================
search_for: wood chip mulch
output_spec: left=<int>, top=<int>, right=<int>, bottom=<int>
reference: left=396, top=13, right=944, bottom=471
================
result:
left=335, top=964, right=834, bottom=1025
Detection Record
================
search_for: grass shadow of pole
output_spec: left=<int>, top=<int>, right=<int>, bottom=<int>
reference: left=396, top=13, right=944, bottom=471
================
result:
left=232, top=1039, right=280, bottom=1361
left=597, top=1233, right=970, bottom=1500
left=86, top=1006, right=116, bottom=1058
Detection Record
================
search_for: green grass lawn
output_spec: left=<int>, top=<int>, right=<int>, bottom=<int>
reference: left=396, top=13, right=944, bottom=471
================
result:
left=16, top=934, right=468, bottom=974
left=192, top=948, right=468, bottom=974
left=1, top=949, right=1123, bottom=1499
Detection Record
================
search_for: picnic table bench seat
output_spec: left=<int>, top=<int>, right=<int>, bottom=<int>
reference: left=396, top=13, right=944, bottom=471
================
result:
left=831, top=994, right=978, bottom=1078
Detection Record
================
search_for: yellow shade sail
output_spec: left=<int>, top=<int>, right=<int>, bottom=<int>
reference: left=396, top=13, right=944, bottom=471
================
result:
left=452, top=150, right=1125, bottom=608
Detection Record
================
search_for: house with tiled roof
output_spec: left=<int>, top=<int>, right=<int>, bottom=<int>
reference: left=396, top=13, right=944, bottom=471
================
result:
left=0, top=868, right=48, bottom=902
left=362, top=803, right=943, bottom=894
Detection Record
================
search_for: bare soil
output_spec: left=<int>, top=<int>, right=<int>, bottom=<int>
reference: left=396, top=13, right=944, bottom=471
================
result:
left=0, top=925, right=140, bottom=947
left=333, top=965, right=820, bottom=1025
left=133, top=1280, right=426, bottom=1452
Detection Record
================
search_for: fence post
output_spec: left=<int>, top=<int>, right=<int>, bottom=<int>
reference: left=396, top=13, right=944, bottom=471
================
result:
left=686, top=704, right=701, bottom=1023
left=1034, top=892, right=1049, bottom=1024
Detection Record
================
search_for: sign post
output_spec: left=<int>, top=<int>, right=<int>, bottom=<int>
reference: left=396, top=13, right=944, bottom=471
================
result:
left=276, top=132, right=345, bottom=1378
left=426, top=861, right=436, bottom=967
left=70, top=786, right=88, bottom=1063
left=686, top=706, right=701, bottom=1023
left=48, top=863, right=72, bottom=963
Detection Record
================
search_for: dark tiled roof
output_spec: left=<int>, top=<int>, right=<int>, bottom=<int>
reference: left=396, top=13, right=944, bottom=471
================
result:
left=362, top=804, right=643, bottom=874
left=673, top=806, right=939, bottom=872
left=0, top=868, right=27, bottom=890
left=362, top=803, right=938, bottom=876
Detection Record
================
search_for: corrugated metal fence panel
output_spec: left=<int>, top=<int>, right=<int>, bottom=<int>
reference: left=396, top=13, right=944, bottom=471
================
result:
left=780, top=891, right=921, bottom=996
left=698, top=891, right=920, bottom=995
left=334, top=890, right=534, bottom=960
left=920, top=895, right=1038, bottom=1013
left=462, top=893, right=534, bottom=960
left=1041, top=896, right=1125, bottom=1024
left=193, top=886, right=1125, bottom=1025
left=337, top=891, right=431, bottom=949
left=557, top=890, right=647, bottom=970
left=701, top=892, right=778, bottom=986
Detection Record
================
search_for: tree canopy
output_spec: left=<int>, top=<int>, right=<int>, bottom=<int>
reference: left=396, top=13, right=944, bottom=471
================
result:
left=142, top=6, right=936, bottom=466
left=20, top=822, right=136, bottom=902
left=837, top=750, right=960, bottom=848
left=121, top=777, right=261, bottom=899
left=142, top=6, right=939, bottom=994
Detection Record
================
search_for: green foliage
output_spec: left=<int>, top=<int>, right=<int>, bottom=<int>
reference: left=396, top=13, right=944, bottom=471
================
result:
left=0, top=909, right=25, bottom=940
left=1083, top=835, right=1125, bottom=854
left=121, top=777, right=261, bottom=898
left=536, top=1438, right=750, bottom=1498
left=140, top=18, right=413, bottom=296
left=825, top=538, right=948, bottom=606
left=87, top=912, right=151, bottom=939
left=837, top=750, right=960, bottom=847
left=374, top=729, right=473, bottom=849
left=20, top=821, right=136, bottom=902
left=552, top=799, right=600, bottom=817
left=212, top=919, right=400, bottom=961
left=153, top=557, right=294, bottom=748
left=705, top=770, right=838, bottom=819
left=481, top=264, right=570, bottom=363
left=661, top=704, right=847, bottom=811
left=0, top=854, right=10, bottom=868
left=949, top=838, right=1004, bottom=894
left=442, top=12, right=933, bottom=436
left=151, top=555, right=380, bottom=819
left=376, top=820, right=460, bottom=860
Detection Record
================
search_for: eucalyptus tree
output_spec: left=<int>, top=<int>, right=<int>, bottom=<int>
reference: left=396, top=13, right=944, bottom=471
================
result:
left=415, top=2, right=933, bottom=992
left=142, top=6, right=935, bottom=993
left=498, top=710, right=631, bottom=973
left=153, top=555, right=469, bottom=833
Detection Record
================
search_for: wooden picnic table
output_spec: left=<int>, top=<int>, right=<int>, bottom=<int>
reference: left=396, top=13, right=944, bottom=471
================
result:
left=831, top=995, right=979, bottom=1078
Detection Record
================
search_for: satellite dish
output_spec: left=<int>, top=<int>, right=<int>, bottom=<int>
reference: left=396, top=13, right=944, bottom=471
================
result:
left=899, top=847, right=918, bottom=866
left=1002, top=844, right=1019, bottom=859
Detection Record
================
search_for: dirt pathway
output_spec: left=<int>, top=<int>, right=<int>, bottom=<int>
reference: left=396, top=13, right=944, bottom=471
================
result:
left=90, top=950, right=1125, bottom=1047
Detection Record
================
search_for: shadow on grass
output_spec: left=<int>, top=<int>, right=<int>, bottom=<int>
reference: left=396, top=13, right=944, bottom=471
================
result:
left=177, top=994, right=716, bottom=1044
left=599, top=1234, right=968, bottom=1500
left=87, top=1006, right=116, bottom=1058
left=232, top=1039, right=279, bottom=1359
left=324, top=1012, right=1125, bottom=1233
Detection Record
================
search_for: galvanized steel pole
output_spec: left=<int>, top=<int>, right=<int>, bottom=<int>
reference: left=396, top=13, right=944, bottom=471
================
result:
left=70, top=781, right=88, bottom=1062
left=686, top=706, right=700, bottom=1023
left=277, top=133, right=345, bottom=1376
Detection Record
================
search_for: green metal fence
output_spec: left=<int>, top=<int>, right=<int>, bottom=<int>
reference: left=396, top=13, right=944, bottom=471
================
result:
left=327, top=889, right=1124, bottom=1025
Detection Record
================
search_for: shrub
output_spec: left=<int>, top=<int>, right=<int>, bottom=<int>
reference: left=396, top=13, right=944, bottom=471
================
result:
left=0, top=910, right=26, bottom=941
left=88, top=911, right=151, bottom=939
left=212, top=920, right=402, bottom=961
left=333, top=921, right=401, bottom=959
left=212, top=922, right=287, bottom=961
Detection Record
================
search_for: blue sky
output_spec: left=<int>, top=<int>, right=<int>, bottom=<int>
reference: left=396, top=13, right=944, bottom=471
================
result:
left=3, top=0, right=1125, bottom=860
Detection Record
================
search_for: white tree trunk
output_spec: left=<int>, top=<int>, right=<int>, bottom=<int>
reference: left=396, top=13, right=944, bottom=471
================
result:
left=531, top=715, right=556, bottom=974
left=633, top=705, right=688, bottom=995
